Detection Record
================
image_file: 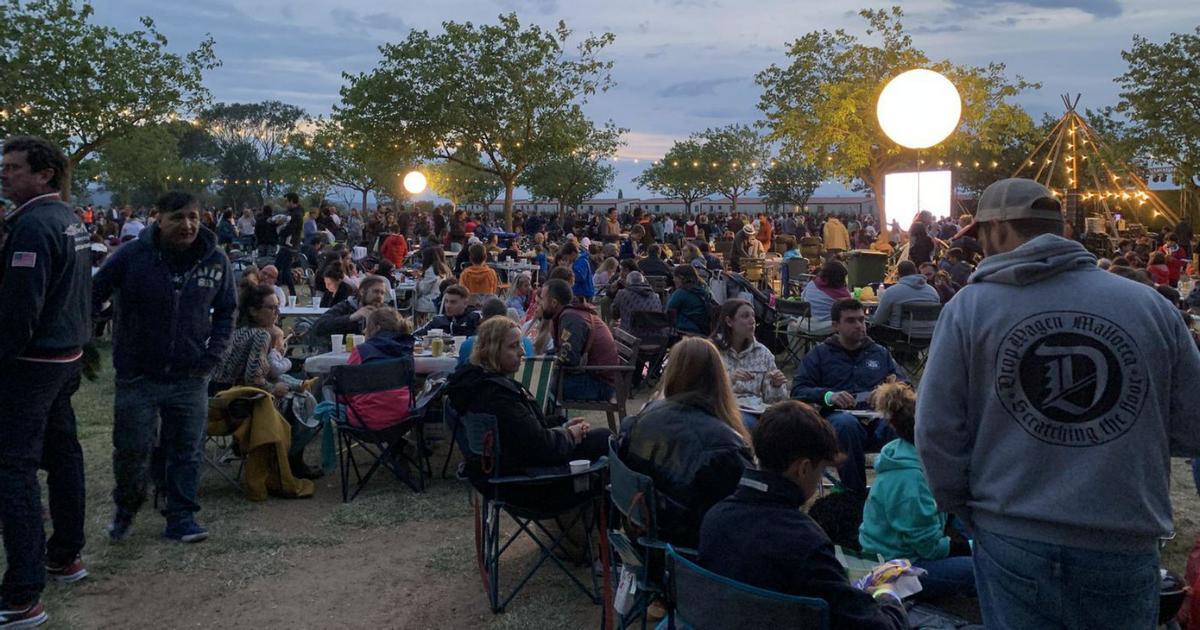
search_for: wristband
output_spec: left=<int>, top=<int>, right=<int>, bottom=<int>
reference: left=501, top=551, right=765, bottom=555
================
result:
left=872, top=588, right=900, bottom=604
left=823, top=391, right=835, bottom=406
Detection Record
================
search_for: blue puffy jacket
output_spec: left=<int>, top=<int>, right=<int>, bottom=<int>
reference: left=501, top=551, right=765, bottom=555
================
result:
left=572, top=250, right=595, bottom=298
left=790, top=336, right=906, bottom=406
left=93, top=225, right=236, bottom=380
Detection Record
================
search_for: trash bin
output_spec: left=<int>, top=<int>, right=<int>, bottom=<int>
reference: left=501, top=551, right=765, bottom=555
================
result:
left=845, top=250, right=888, bottom=288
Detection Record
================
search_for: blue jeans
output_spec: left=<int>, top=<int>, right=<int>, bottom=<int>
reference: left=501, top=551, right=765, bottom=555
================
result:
left=973, top=527, right=1160, bottom=629
left=825, top=411, right=895, bottom=494
left=112, top=375, right=209, bottom=522
left=560, top=373, right=614, bottom=402
left=913, top=556, right=977, bottom=599
left=0, top=360, right=85, bottom=604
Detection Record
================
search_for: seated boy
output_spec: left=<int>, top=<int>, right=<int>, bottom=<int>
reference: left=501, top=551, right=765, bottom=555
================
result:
left=699, top=401, right=908, bottom=630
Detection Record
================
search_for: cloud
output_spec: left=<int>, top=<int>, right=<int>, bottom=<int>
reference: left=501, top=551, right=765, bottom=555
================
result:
left=329, top=8, right=409, bottom=34
left=493, top=0, right=560, bottom=15
left=945, top=0, right=1122, bottom=18
left=911, top=24, right=966, bottom=34
left=657, top=77, right=742, bottom=98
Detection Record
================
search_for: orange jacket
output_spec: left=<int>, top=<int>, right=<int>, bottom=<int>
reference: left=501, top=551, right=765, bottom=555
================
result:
left=459, top=264, right=499, bottom=295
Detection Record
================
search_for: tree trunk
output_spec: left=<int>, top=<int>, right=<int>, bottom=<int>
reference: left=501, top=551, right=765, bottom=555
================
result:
left=731, top=193, right=739, bottom=214
left=503, top=179, right=516, bottom=231
left=361, top=188, right=369, bottom=213
left=869, top=173, right=886, bottom=227
left=61, top=160, right=76, bottom=202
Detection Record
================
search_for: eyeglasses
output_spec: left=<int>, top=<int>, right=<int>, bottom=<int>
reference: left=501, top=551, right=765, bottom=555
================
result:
left=262, top=304, right=280, bottom=311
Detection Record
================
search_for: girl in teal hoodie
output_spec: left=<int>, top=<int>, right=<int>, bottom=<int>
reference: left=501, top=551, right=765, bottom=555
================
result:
left=858, top=378, right=976, bottom=599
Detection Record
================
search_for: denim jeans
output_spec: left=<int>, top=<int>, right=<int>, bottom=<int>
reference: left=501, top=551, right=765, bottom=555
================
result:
left=560, top=373, right=614, bottom=402
left=112, top=375, right=209, bottom=523
left=913, top=555, right=977, bottom=599
left=973, top=527, right=1160, bottom=629
left=0, top=360, right=85, bottom=605
left=825, top=411, right=895, bottom=494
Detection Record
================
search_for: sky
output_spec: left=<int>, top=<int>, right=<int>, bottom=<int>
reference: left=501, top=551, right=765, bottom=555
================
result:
left=92, top=0, right=1200, bottom=201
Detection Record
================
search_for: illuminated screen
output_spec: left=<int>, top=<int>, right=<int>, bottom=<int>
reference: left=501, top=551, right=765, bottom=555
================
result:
left=884, top=170, right=953, bottom=228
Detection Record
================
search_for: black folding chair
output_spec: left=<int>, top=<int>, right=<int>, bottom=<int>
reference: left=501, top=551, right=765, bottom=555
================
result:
left=891, top=302, right=942, bottom=381
left=328, top=358, right=424, bottom=501
left=447, top=401, right=610, bottom=614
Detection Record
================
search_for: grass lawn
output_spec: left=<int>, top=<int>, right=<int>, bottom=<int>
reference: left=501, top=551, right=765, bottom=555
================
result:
left=8, top=342, right=1200, bottom=628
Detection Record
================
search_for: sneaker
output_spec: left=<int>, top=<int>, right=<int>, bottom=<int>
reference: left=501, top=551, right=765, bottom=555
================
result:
left=107, top=509, right=134, bottom=542
left=0, top=600, right=47, bottom=629
left=46, top=556, right=88, bottom=583
left=162, top=519, right=208, bottom=543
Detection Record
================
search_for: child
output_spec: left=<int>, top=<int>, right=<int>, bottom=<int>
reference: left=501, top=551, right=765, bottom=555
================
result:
left=859, top=378, right=975, bottom=600
left=267, top=326, right=302, bottom=387
left=698, top=401, right=908, bottom=629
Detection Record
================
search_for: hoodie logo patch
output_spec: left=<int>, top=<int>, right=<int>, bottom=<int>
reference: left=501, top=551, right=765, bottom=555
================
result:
left=995, top=311, right=1144, bottom=447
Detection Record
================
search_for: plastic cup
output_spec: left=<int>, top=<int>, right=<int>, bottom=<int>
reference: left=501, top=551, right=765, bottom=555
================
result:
left=570, top=459, right=590, bottom=493
left=288, top=295, right=298, bottom=308
left=352, top=335, right=366, bottom=347
left=311, top=295, right=321, bottom=308
left=330, top=334, right=344, bottom=350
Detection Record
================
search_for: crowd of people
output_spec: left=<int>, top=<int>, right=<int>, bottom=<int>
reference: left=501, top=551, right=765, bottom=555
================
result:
left=4, top=132, right=1200, bottom=629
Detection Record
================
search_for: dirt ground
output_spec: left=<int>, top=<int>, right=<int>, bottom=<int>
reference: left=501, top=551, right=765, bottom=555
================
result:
left=13, top=349, right=1200, bottom=629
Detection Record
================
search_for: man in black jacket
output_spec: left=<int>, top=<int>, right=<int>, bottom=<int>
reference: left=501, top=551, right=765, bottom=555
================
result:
left=0, top=137, right=92, bottom=628
left=699, top=401, right=908, bottom=630
left=414, top=284, right=481, bottom=337
left=309, top=275, right=390, bottom=348
left=273, top=192, right=304, bottom=296
left=93, top=191, right=236, bottom=546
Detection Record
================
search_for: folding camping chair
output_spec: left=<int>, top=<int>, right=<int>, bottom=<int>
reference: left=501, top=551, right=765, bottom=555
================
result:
left=449, top=402, right=610, bottom=614
left=890, top=302, right=942, bottom=381
left=666, top=545, right=831, bottom=630
left=327, top=358, right=424, bottom=501
left=201, top=390, right=265, bottom=494
left=606, top=437, right=691, bottom=629
left=630, top=310, right=675, bottom=387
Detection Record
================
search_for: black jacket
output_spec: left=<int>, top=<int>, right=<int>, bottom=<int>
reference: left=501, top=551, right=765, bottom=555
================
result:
left=445, top=363, right=574, bottom=476
left=309, top=297, right=366, bottom=345
left=414, top=307, right=481, bottom=337
left=0, top=194, right=91, bottom=363
left=618, top=396, right=751, bottom=547
left=699, top=468, right=908, bottom=630
left=637, top=255, right=672, bottom=279
left=92, top=224, right=236, bottom=379
left=281, top=206, right=304, bottom=248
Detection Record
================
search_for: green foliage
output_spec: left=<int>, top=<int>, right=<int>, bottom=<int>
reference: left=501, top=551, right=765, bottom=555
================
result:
left=200, top=101, right=305, bottom=197
left=759, top=159, right=825, bottom=211
left=427, top=153, right=503, bottom=209
left=634, top=139, right=713, bottom=213
left=0, top=0, right=219, bottom=199
left=1116, top=27, right=1200, bottom=188
left=755, top=6, right=1038, bottom=218
left=95, top=123, right=214, bottom=206
left=693, top=124, right=769, bottom=210
left=520, top=122, right=621, bottom=212
left=337, top=13, right=620, bottom=228
left=280, top=118, right=415, bottom=211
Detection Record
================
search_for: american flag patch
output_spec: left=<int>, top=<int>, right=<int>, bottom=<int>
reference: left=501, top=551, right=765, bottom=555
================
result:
left=11, top=252, right=36, bottom=268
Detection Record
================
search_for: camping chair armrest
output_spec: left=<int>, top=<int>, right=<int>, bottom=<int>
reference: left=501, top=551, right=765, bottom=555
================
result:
left=639, top=538, right=698, bottom=558
left=487, top=457, right=609, bottom=485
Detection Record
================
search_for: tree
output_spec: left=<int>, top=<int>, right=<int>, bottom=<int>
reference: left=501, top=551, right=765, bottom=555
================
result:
left=281, top=119, right=413, bottom=212
left=755, top=7, right=1037, bottom=223
left=200, top=100, right=305, bottom=196
left=427, top=154, right=503, bottom=210
left=95, top=122, right=214, bottom=206
left=1116, top=27, right=1200, bottom=189
left=694, top=124, right=769, bottom=213
left=521, top=123, right=621, bottom=216
left=634, top=139, right=714, bottom=214
left=0, top=0, right=218, bottom=200
left=337, top=13, right=620, bottom=229
left=759, top=158, right=825, bottom=212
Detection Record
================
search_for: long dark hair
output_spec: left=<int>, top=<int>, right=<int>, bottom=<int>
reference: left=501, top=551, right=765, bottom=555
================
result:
left=421, top=245, right=451, bottom=277
left=237, top=284, right=276, bottom=328
left=817, top=260, right=848, bottom=288
left=710, top=298, right=753, bottom=352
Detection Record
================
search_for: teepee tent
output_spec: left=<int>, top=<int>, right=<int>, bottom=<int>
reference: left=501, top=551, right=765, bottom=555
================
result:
left=1011, top=94, right=1178, bottom=230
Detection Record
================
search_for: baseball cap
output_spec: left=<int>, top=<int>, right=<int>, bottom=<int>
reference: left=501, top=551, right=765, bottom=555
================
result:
left=953, top=178, right=1062, bottom=240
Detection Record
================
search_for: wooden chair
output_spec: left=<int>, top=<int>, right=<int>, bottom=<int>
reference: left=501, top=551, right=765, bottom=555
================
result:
left=555, top=327, right=639, bottom=432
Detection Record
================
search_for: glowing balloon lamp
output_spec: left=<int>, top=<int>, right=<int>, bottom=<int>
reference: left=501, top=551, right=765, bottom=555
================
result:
left=876, top=69, right=962, bottom=149
left=403, top=171, right=427, bottom=194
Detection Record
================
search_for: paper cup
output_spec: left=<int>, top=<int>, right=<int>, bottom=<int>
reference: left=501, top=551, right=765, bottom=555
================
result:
left=311, top=296, right=321, bottom=308
left=570, top=459, right=590, bottom=493
left=288, top=295, right=298, bottom=308
left=330, top=334, right=344, bottom=349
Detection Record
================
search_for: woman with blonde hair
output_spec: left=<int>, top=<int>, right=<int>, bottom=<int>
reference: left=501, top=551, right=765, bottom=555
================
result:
left=618, top=337, right=752, bottom=547
left=445, top=317, right=610, bottom=500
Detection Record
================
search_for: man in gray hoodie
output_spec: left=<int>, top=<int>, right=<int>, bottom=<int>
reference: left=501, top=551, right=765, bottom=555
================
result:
left=871, top=260, right=940, bottom=337
left=916, top=179, right=1200, bottom=629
